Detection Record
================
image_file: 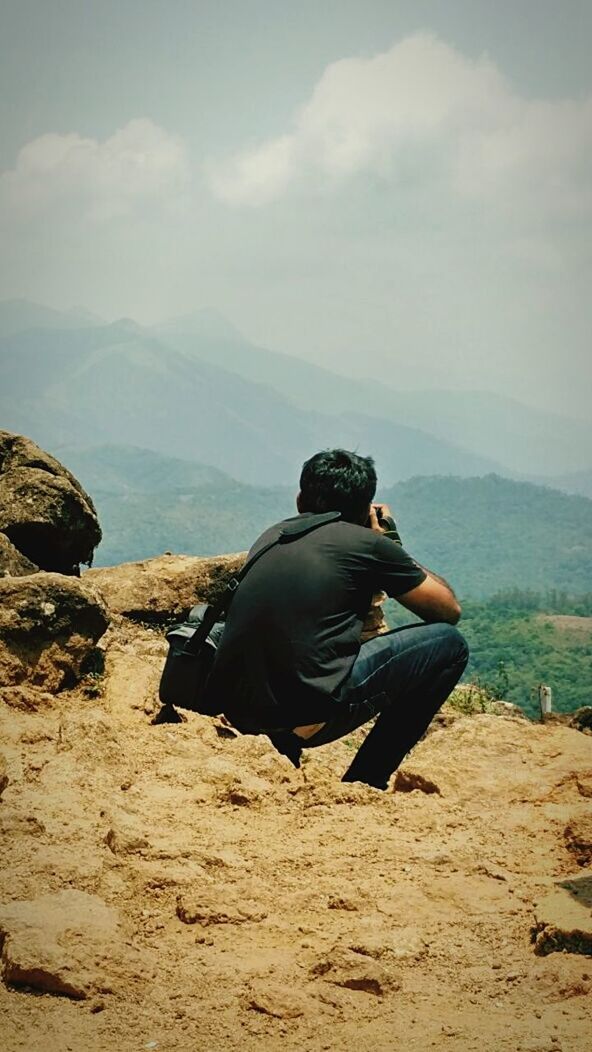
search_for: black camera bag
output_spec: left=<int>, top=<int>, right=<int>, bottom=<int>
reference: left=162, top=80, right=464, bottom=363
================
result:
left=158, top=511, right=340, bottom=717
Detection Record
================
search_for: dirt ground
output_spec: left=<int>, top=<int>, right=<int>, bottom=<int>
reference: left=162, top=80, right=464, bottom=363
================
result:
left=1, top=618, right=591, bottom=1052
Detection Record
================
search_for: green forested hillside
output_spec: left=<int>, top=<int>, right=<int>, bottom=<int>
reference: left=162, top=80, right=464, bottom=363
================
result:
left=386, top=591, right=592, bottom=717
left=381, top=474, right=592, bottom=597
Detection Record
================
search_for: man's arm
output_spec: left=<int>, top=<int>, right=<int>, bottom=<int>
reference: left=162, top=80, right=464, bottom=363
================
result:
left=396, top=570, right=461, bottom=625
left=369, top=503, right=461, bottom=625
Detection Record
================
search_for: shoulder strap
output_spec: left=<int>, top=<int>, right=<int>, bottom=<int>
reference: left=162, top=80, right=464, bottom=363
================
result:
left=183, top=511, right=340, bottom=654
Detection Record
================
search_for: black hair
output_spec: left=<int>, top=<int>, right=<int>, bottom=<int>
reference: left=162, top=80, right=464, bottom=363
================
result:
left=299, top=449, right=377, bottom=524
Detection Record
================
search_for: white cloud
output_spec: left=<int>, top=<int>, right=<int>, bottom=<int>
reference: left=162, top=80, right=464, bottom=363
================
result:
left=207, top=33, right=592, bottom=213
left=0, top=118, right=189, bottom=222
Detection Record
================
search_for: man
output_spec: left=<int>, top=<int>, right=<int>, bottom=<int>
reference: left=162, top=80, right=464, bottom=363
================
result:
left=206, top=449, right=468, bottom=790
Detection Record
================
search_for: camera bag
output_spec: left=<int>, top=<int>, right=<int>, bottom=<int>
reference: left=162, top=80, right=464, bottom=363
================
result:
left=157, top=510, right=341, bottom=718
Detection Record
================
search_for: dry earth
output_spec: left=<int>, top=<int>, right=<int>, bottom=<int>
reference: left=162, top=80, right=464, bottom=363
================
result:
left=1, top=617, right=591, bottom=1052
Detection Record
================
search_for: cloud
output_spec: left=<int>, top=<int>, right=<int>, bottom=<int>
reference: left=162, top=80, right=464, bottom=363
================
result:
left=0, top=118, right=189, bottom=222
left=207, top=33, right=592, bottom=213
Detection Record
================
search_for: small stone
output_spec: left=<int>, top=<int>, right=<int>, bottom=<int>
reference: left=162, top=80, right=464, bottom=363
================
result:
left=392, top=769, right=441, bottom=795
left=327, top=895, right=358, bottom=911
left=247, top=979, right=306, bottom=1019
left=311, top=945, right=399, bottom=996
left=105, top=815, right=149, bottom=856
left=176, top=890, right=266, bottom=927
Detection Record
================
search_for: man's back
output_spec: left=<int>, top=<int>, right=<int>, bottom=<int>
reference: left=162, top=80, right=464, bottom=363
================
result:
left=206, top=511, right=426, bottom=730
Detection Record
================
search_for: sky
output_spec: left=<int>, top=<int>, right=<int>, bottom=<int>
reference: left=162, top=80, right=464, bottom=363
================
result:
left=0, top=0, right=591, bottom=418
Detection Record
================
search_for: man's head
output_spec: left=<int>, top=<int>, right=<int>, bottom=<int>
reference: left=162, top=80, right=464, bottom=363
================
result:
left=297, top=449, right=377, bottom=525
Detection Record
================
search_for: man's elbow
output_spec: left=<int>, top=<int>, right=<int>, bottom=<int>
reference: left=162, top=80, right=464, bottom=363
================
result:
left=430, top=598, right=461, bottom=625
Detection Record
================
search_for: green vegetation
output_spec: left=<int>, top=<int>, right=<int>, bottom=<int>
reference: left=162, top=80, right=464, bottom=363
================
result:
left=386, top=590, right=592, bottom=718
left=381, top=473, right=592, bottom=597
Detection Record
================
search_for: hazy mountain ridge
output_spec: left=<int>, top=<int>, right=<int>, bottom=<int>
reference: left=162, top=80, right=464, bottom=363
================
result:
left=0, top=311, right=509, bottom=487
left=151, top=310, right=592, bottom=476
left=1, top=300, right=590, bottom=486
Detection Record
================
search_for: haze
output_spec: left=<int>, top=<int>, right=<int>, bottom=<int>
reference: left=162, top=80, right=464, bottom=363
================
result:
left=1, top=0, right=590, bottom=419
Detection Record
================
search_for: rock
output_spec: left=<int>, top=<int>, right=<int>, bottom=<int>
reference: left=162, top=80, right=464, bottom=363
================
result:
left=0, top=686, right=55, bottom=711
left=0, top=572, right=109, bottom=691
left=348, top=926, right=428, bottom=962
left=489, top=700, right=529, bottom=720
left=544, top=708, right=592, bottom=734
left=327, top=895, right=359, bottom=911
left=0, top=810, right=45, bottom=837
left=567, top=707, right=592, bottom=735
left=0, top=889, right=121, bottom=998
left=0, top=535, right=38, bottom=577
left=564, top=815, right=592, bottom=867
left=575, top=773, right=592, bottom=799
left=0, top=754, right=8, bottom=799
left=247, top=979, right=306, bottom=1018
left=532, top=876, right=592, bottom=956
left=85, top=552, right=246, bottom=622
left=105, top=814, right=150, bottom=856
left=392, top=769, right=441, bottom=795
left=0, top=431, right=101, bottom=574
left=311, top=945, right=399, bottom=996
left=176, top=890, right=267, bottom=926
left=218, top=773, right=272, bottom=807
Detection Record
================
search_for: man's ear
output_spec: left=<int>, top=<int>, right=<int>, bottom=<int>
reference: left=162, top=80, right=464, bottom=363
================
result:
left=296, top=491, right=303, bottom=513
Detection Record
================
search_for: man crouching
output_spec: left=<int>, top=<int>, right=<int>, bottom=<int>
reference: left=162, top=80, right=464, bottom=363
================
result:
left=204, top=448, right=468, bottom=789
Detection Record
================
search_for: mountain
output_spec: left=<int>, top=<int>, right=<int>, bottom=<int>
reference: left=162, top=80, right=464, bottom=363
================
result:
left=527, top=468, right=592, bottom=500
left=154, top=313, right=592, bottom=476
left=0, top=299, right=100, bottom=338
left=2, top=299, right=589, bottom=480
left=0, top=320, right=507, bottom=487
left=380, top=474, right=592, bottom=598
left=53, top=444, right=233, bottom=496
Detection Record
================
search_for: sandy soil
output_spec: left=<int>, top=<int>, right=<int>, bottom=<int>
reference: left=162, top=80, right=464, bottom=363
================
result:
left=1, top=618, right=591, bottom=1052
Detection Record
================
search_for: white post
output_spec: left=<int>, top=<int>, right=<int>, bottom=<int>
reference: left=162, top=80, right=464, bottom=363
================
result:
left=539, top=684, right=553, bottom=721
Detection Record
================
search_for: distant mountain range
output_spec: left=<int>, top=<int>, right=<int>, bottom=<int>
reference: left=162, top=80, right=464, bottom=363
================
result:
left=0, top=299, right=590, bottom=486
left=56, top=443, right=592, bottom=599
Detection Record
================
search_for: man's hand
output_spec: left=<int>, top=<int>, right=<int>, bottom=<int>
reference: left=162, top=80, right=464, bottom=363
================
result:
left=368, top=503, right=393, bottom=534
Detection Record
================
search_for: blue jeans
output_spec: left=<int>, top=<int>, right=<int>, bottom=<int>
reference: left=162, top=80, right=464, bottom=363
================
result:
left=270, top=622, right=469, bottom=790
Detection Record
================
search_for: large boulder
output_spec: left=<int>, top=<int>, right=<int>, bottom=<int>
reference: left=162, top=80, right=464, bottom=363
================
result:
left=0, top=431, right=101, bottom=574
left=0, top=572, right=109, bottom=691
left=85, top=552, right=246, bottom=622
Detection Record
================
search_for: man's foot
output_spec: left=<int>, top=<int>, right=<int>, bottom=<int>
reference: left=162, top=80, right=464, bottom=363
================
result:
left=268, top=730, right=303, bottom=768
left=152, top=703, right=185, bottom=724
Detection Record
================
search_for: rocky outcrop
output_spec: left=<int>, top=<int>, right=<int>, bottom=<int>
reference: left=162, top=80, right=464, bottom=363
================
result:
left=85, top=551, right=246, bottom=622
left=0, top=572, right=109, bottom=691
left=0, top=431, right=101, bottom=574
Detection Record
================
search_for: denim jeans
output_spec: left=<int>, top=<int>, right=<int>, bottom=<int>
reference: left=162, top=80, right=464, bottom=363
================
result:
left=269, top=621, right=469, bottom=790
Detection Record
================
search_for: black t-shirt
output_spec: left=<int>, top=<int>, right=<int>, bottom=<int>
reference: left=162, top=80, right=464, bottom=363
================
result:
left=205, top=512, right=426, bottom=730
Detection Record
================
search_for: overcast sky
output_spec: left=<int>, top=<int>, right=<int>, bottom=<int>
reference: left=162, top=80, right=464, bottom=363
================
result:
left=1, top=0, right=590, bottom=418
